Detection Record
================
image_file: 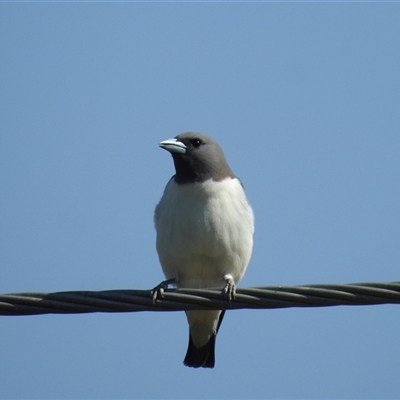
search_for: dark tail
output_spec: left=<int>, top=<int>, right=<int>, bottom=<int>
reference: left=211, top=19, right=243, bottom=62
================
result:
left=183, top=310, right=225, bottom=369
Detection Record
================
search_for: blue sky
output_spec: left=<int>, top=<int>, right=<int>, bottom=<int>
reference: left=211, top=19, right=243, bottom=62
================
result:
left=1, top=2, right=399, bottom=399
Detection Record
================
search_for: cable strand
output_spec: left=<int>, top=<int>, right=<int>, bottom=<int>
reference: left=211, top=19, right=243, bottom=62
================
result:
left=1, top=281, right=399, bottom=316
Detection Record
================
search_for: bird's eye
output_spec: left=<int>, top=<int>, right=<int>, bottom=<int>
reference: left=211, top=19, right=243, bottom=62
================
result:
left=191, top=139, right=202, bottom=148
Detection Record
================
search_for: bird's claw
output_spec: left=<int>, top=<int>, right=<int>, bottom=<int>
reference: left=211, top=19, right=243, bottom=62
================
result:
left=151, top=278, right=177, bottom=304
left=223, top=274, right=236, bottom=303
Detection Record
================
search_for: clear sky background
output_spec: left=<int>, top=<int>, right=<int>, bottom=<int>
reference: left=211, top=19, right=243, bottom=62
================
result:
left=1, top=2, right=399, bottom=399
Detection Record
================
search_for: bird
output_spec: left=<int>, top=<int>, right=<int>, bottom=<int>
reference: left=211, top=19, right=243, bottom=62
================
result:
left=153, top=132, right=254, bottom=368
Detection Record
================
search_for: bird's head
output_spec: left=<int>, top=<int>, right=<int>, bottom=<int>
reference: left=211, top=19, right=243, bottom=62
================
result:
left=159, top=132, right=235, bottom=184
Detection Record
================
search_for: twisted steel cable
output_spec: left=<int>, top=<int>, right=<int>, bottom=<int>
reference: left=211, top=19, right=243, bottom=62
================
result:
left=1, top=281, right=400, bottom=316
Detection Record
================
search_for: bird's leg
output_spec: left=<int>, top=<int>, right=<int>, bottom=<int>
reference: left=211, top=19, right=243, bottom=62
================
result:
left=222, top=274, right=236, bottom=303
left=151, top=278, right=177, bottom=304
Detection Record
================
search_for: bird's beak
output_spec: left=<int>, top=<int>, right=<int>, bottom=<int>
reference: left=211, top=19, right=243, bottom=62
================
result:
left=159, top=138, right=187, bottom=154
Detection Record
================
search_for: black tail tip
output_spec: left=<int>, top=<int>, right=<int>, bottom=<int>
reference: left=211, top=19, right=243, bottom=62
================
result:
left=183, top=335, right=216, bottom=369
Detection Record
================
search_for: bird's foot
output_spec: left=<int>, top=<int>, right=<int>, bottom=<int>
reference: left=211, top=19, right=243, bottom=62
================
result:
left=222, top=274, right=236, bottom=304
left=151, top=278, right=177, bottom=304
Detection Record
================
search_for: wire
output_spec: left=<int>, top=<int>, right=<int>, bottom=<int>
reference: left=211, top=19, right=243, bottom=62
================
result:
left=1, top=281, right=399, bottom=316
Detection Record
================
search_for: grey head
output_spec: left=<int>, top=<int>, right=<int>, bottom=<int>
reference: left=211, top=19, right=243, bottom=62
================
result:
left=159, top=132, right=236, bottom=184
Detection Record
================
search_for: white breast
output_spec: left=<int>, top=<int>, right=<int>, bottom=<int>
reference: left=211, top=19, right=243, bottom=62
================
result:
left=154, top=177, right=254, bottom=288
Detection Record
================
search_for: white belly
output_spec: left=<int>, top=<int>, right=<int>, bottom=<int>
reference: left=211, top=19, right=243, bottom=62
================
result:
left=154, top=177, right=254, bottom=288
